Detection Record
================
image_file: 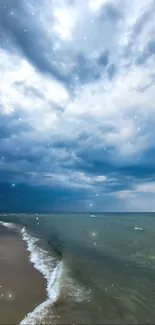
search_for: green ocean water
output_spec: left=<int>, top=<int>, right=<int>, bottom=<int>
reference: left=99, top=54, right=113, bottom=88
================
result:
left=1, top=213, right=155, bottom=324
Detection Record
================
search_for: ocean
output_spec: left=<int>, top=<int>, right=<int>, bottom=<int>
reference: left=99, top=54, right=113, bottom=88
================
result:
left=1, top=213, right=155, bottom=324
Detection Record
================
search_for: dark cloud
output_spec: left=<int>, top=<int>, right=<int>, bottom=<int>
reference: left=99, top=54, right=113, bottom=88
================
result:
left=136, top=40, right=155, bottom=65
left=100, top=2, right=123, bottom=22
left=0, top=0, right=155, bottom=212
left=0, top=0, right=72, bottom=85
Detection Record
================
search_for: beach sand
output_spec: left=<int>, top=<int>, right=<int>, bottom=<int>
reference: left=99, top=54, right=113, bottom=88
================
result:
left=0, top=224, right=46, bottom=324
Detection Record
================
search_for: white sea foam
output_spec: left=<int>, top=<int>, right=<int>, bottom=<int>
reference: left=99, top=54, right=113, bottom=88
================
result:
left=134, top=226, right=143, bottom=231
left=19, top=228, right=63, bottom=324
left=21, top=228, right=63, bottom=301
left=20, top=228, right=89, bottom=324
left=0, top=221, right=89, bottom=324
left=0, top=221, right=19, bottom=231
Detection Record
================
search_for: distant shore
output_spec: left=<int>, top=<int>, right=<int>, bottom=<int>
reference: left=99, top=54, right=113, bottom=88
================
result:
left=0, top=224, right=46, bottom=324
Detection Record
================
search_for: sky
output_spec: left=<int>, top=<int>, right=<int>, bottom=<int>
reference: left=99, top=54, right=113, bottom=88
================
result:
left=0, top=0, right=155, bottom=212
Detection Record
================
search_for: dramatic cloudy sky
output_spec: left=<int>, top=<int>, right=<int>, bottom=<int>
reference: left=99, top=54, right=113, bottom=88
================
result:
left=0, top=0, right=155, bottom=212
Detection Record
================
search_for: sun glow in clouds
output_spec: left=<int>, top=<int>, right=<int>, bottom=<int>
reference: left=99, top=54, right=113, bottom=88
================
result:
left=89, top=0, right=107, bottom=11
left=54, top=8, right=75, bottom=40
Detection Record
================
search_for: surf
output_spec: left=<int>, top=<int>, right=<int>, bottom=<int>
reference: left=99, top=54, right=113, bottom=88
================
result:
left=20, top=227, right=89, bottom=324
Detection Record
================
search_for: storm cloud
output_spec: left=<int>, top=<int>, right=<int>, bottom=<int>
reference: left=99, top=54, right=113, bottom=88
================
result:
left=0, top=0, right=155, bottom=212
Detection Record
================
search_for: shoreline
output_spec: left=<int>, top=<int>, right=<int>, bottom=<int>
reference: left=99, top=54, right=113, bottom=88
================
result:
left=0, top=223, right=46, bottom=324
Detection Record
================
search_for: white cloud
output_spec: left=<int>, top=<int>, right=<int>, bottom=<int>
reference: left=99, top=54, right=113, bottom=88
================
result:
left=95, top=175, right=107, bottom=182
left=136, top=182, right=155, bottom=193
left=54, top=7, right=77, bottom=41
left=114, top=190, right=135, bottom=199
left=1, top=0, right=155, bottom=155
left=0, top=49, right=69, bottom=134
left=0, top=0, right=155, bottom=210
left=89, top=0, right=108, bottom=12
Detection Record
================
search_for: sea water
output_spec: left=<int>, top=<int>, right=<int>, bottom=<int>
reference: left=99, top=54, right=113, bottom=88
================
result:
left=1, top=213, right=155, bottom=324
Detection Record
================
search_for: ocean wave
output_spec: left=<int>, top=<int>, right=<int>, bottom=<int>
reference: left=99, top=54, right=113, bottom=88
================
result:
left=20, top=228, right=89, bottom=324
left=0, top=221, right=19, bottom=231
left=134, top=226, right=143, bottom=231
left=1, top=221, right=89, bottom=324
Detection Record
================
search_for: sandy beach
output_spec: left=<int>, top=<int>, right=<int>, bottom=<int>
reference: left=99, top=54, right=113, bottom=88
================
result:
left=0, top=224, right=46, bottom=324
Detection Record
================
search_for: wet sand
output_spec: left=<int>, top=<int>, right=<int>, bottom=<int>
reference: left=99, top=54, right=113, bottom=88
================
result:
left=0, top=224, right=46, bottom=324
